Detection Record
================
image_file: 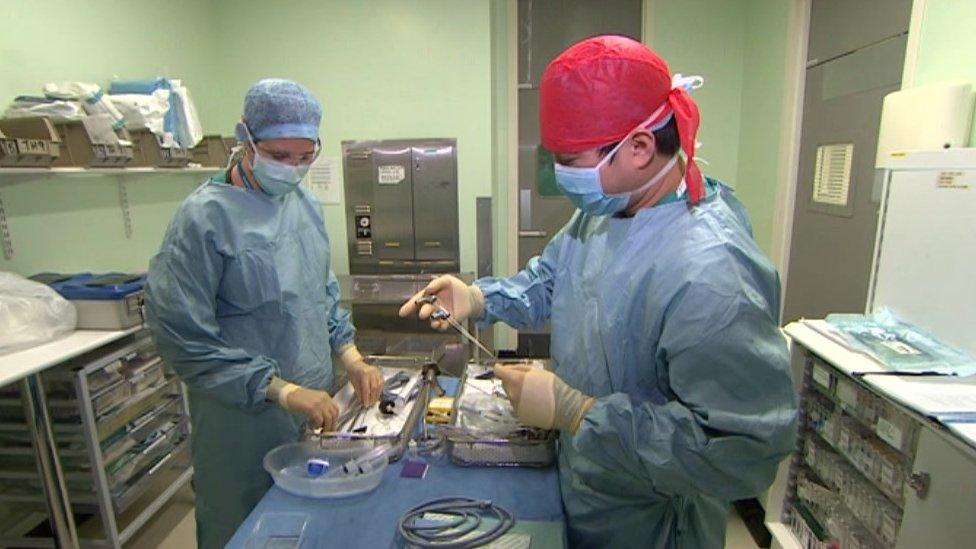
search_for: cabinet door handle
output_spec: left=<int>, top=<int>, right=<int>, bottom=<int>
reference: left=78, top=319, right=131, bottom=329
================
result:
left=908, top=471, right=930, bottom=498
left=518, top=230, right=548, bottom=238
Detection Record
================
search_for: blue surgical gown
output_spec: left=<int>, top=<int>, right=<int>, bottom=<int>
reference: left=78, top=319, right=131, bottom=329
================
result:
left=144, top=172, right=355, bottom=549
left=476, top=180, right=798, bottom=548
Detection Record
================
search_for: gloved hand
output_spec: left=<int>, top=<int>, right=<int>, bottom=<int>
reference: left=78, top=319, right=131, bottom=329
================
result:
left=268, top=379, right=339, bottom=430
left=493, top=365, right=595, bottom=434
left=399, top=275, right=485, bottom=331
left=339, top=346, right=384, bottom=406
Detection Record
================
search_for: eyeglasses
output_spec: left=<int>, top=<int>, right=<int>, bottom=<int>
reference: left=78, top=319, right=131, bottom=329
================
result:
left=254, top=141, right=320, bottom=165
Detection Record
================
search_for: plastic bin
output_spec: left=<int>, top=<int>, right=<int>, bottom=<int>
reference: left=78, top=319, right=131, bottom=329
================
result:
left=51, top=117, right=133, bottom=167
left=263, top=442, right=388, bottom=498
left=47, top=273, right=146, bottom=330
left=246, top=513, right=309, bottom=549
left=190, top=134, right=232, bottom=167
left=0, top=117, right=61, bottom=167
left=92, top=382, right=133, bottom=417
left=129, top=128, right=190, bottom=168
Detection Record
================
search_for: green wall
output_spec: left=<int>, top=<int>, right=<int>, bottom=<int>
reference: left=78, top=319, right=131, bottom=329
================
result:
left=910, top=0, right=976, bottom=143
left=650, top=0, right=746, bottom=188
left=735, top=0, right=793, bottom=253
left=912, top=0, right=976, bottom=87
left=649, top=0, right=793, bottom=254
left=0, top=0, right=495, bottom=277
left=489, top=0, right=513, bottom=280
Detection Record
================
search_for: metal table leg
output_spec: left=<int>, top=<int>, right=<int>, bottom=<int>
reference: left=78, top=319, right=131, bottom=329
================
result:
left=21, top=374, right=79, bottom=549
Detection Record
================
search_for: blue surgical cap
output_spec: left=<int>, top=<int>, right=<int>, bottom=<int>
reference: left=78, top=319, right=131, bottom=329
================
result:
left=237, top=79, right=322, bottom=141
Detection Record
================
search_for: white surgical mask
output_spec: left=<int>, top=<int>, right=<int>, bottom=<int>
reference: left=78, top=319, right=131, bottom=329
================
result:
left=242, top=124, right=315, bottom=197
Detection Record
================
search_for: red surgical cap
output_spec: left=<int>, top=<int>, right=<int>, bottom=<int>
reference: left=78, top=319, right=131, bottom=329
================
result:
left=540, top=35, right=704, bottom=204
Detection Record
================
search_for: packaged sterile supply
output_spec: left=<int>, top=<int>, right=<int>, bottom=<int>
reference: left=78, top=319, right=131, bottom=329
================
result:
left=0, top=272, right=77, bottom=355
left=43, top=81, right=126, bottom=129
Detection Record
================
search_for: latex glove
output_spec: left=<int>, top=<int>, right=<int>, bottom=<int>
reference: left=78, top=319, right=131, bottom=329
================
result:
left=339, top=346, right=384, bottom=406
left=493, top=364, right=595, bottom=434
left=398, top=275, right=484, bottom=331
left=268, top=378, right=339, bottom=430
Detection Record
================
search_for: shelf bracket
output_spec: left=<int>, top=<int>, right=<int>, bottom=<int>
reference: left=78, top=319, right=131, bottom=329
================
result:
left=117, top=177, right=133, bottom=239
left=0, top=192, right=12, bottom=259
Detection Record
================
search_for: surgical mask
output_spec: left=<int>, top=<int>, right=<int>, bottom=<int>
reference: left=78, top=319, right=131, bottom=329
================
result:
left=554, top=144, right=679, bottom=216
left=242, top=124, right=314, bottom=197
left=249, top=150, right=310, bottom=197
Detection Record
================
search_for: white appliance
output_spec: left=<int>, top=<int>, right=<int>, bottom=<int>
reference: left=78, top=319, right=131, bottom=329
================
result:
left=875, top=81, right=974, bottom=167
left=869, top=148, right=976, bottom=357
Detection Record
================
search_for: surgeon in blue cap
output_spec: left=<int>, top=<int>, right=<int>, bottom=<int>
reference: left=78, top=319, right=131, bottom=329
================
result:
left=145, top=79, right=383, bottom=549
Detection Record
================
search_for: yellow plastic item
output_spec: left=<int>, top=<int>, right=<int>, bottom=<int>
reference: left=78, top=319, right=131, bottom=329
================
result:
left=426, top=396, right=454, bottom=424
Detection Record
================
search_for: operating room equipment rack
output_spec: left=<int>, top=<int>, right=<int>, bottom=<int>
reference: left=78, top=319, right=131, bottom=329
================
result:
left=764, top=322, right=976, bottom=549
left=0, top=328, right=193, bottom=548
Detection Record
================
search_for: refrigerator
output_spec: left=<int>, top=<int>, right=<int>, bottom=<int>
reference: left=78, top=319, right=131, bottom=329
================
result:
left=868, top=148, right=976, bottom=358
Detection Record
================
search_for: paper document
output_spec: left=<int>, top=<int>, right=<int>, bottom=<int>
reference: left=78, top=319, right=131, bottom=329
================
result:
left=865, top=375, right=976, bottom=418
left=304, top=156, right=341, bottom=204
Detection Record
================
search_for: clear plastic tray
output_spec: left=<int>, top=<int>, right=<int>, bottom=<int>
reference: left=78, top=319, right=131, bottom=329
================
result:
left=263, top=442, right=387, bottom=499
left=246, top=512, right=309, bottom=549
left=93, top=381, right=133, bottom=417
left=124, top=359, right=166, bottom=393
left=105, top=419, right=186, bottom=489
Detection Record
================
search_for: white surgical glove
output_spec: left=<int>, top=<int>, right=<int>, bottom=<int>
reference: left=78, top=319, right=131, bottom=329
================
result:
left=398, top=275, right=485, bottom=331
left=338, top=345, right=384, bottom=406
left=493, top=365, right=595, bottom=434
left=267, top=376, right=339, bottom=430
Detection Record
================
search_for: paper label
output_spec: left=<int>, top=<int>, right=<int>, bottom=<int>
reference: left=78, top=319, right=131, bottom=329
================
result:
left=937, top=171, right=970, bottom=190
left=880, top=459, right=896, bottom=488
left=876, top=417, right=904, bottom=449
left=880, top=340, right=922, bottom=355
left=839, top=428, right=851, bottom=451
left=377, top=164, right=406, bottom=184
left=837, top=380, right=858, bottom=408
left=812, top=365, right=830, bottom=388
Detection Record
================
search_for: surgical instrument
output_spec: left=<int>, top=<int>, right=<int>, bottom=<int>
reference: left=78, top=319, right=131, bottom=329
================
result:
left=323, top=444, right=393, bottom=478
left=416, top=295, right=496, bottom=359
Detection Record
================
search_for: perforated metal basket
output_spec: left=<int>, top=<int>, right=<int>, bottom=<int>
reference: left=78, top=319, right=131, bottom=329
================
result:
left=446, top=362, right=556, bottom=468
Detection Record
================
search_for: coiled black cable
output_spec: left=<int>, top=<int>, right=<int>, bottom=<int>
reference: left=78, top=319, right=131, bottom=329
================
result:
left=397, top=496, right=515, bottom=548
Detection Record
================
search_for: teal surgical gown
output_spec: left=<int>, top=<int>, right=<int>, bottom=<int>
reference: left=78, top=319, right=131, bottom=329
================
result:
left=476, top=180, right=798, bottom=548
left=144, top=172, right=355, bottom=549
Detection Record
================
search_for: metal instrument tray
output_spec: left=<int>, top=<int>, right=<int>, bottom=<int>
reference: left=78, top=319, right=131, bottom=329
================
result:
left=305, top=360, right=433, bottom=463
left=446, top=361, right=555, bottom=468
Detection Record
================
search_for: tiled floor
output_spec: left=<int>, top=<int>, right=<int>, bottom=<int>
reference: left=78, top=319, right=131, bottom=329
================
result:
left=124, top=485, right=195, bottom=549
left=129, top=489, right=762, bottom=548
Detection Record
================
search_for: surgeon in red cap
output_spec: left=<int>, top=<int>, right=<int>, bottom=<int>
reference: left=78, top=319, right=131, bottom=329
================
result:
left=401, top=36, right=797, bottom=548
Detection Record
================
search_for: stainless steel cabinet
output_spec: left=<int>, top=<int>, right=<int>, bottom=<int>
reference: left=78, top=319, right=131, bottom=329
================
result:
left=343, top=139, right=459, bottom=275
